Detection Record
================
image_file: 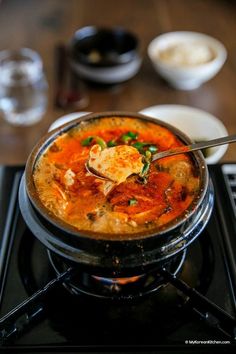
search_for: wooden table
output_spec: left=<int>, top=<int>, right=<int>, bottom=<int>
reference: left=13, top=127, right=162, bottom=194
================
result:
left=0, top=0, right=236, bottom=165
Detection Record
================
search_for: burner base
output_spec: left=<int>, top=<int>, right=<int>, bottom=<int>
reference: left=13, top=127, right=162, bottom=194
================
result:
left=48, top=249, right=186, bottom=300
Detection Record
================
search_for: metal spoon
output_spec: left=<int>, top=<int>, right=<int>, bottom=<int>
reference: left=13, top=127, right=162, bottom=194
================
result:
left=85, top=162, right=113, bottom=181
left=86, top=134, right=236, bottom=180
left=151, top=134, right=236, bottom=162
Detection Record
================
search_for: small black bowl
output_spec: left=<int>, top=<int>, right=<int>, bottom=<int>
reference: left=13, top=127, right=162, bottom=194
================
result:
left=69, top=26, right=142, bottom=85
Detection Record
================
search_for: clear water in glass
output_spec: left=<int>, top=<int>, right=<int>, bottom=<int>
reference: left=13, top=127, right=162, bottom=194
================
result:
left=0, top=48, right=48, bottom=126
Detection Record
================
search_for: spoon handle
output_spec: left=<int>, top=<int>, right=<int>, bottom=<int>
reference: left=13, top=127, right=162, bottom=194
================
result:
left=152, top=134, right=236, bottom=161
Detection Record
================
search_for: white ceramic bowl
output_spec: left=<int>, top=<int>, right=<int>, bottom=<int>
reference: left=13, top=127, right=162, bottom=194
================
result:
left=140, top=104, right=228, bottom=164
left=147, top=31, right=227, bottom=90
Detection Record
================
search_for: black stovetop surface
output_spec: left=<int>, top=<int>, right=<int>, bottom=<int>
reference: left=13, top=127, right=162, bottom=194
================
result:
left=0, top=164, right=236, bottom=353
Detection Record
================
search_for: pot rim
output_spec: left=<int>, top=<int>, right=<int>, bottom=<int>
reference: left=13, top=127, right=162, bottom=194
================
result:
left=25, top=111, right=209, bottom=242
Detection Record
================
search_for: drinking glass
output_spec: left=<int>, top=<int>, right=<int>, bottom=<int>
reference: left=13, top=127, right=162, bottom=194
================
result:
left=0, top=48, right=48, bottom=126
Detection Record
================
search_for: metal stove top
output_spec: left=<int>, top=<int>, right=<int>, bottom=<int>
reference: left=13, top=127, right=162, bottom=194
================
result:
left=0, top=164, right=236, bottom=353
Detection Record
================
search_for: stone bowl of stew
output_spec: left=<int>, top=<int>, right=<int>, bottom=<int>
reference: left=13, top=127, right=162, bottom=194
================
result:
left=19, top=111, right=214, bottom=277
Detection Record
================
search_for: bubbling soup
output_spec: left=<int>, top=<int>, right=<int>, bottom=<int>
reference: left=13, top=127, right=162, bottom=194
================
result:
left=33, top=117, right=200, bottom=235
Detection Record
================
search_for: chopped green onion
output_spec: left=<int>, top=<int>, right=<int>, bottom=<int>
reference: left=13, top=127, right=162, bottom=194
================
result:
left=129, top=198, right=137, bottom=206
left=140, top=162, right=150, bottom=177
left=132, top=142, right=158, bottom=155
left=132, top=142, right=152, bottom=154
left=81, top=136, right=107, bottom=149
left=126, top=131, right=138, bottom=139
left=132, top=142, right=149, bottom=150
left=145, top=150, right=152, bottom=160
left=132, top=142, right=148, bottom=149
left=107, top=140, right=117, bottom=147
left=81, top=136, right=94, bottom=146
left=121, top=135, right=132, bottom=143
left=121, top=131, right=138, bottom=143
left=148, top=145, right=158, bottom=153
left=94, top=136, right=107, bottom=149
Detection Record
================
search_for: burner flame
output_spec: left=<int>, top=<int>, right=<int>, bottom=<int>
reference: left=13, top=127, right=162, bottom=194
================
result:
left=92, top=274, right=144, bottom=286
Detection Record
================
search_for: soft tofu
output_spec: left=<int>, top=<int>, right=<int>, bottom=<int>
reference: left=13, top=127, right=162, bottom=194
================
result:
left=88, top=144, right=144, bottom=184
left=64, top=168, right=76, bottom=186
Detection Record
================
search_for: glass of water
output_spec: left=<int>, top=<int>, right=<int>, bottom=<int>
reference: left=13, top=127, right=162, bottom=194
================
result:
left=0, top=48, right=48, bottom=126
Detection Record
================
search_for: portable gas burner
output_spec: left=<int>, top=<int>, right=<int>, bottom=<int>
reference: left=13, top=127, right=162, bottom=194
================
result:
left=0, top=164, right=236, bottom=353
